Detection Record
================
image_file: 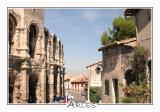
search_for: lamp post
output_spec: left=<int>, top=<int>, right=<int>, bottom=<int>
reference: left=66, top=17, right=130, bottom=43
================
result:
left=95, top=64, right=102, bottom=75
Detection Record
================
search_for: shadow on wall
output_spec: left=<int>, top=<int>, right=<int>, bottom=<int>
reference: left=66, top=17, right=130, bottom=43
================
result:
left=29, top=71, right=38, bottom=103
left=9, top=69, right=17, bottom=103
left=46, top=73, right=50, bottom=103
left=103, top=45, right=120, bottom=73
left=104, top=44, right=135, bottom=73
left=9, top=13, right=17, bottom=54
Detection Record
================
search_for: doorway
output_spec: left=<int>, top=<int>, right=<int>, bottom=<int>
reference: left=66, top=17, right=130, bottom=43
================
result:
left=112, top=79, right=119, bottom=103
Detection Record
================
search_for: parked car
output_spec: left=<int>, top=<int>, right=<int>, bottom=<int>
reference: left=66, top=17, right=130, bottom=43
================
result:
left=53, top=96, right=65, bottom=102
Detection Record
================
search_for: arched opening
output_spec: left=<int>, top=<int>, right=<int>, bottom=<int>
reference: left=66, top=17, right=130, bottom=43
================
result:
left=59, top=41, right=61, bottom=56
left=46, top=74, right=50, bottom=103
left=148, top=60, right=151, bottom=81
left=53, top=66, right=58, bottom=101
left=44, top=28, right=50, bottom=103
left=44, top=28, right=49, bottom=52
left=9, top=14, right=17, bottom=54
left=9, top=69, right=17, bottom=103
left=29, top=72, right=38, bottom=103
left=28, top=24, right=39, bottom=58
left=124, top=69, right=136, bottom=85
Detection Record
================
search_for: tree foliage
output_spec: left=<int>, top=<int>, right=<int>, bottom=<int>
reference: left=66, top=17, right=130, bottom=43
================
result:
left=112, top=16, right=136, bottom=41
left=131, top=46, right=150, bottom=83
left=121, top=46, right=151, bottom=103
left=100, top=16, right=136, bottom=45
left=100, top=31, right=112, bottom=45
left=89, top=87, right=102, bottom=103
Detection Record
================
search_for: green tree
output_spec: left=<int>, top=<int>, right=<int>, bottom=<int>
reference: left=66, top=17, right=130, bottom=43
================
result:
left=112, top=16, right=136, bottom=41
left=89, top=87, right=102, bottom=103
left=100, top=16, right=136, bottom=45
left=100, top=31, right=112, bottom=45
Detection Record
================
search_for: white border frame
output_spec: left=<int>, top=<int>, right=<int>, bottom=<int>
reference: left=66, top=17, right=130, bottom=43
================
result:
left=0, top=0, right=160, bottom=112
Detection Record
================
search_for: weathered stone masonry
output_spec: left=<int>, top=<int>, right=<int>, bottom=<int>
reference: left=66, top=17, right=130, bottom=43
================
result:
left=9, top=8, right=65, bottom=103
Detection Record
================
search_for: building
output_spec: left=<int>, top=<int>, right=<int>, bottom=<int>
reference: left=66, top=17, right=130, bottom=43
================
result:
left=98, top=9, right=152, bottom=104
left=98, top=38, right=136, bottom=103
left=86, top=61, right=102, bottom=87
left=64, top=75, right=71, bottom=90
left=124, top=9, right=152, bottom=81
left=64, top=74, right=88, bottom=92
left=71, top=76, right=88, bottom=92
left=124, top=9, right=151, bottom=53
left=86, top=61, right=102, bottom=102
left=9, top=8, right=65, bottom=104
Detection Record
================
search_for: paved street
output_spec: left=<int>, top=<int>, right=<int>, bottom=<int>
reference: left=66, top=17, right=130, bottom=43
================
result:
left=66, top=90, right=86, bottom=103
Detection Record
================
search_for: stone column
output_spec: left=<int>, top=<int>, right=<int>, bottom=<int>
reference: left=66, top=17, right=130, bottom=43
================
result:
left=59, top=68, right=63, bottom=96
left=12, top=82, right=21, bottom=103
left=12, top=85, right=17, bottom=103
left=36, top=78, right=41, bottom=103
left=46, top=39, right=51, bottom=103
left=39, top=61, right=46, bottom=103
left=11, top=28, right=20, bottom=54
left=62, top=68, right=65, bottom=96
left=57, top=66, right=60, bottom=96
left=19, top=58, right=29, bottom=103
left=19, top=28, right=29, bottom=56
left=49, top=65, right=54, bottom=102
left=41, top=32, right=47, bottom=103
left=53, top=66, right=57, bottom=97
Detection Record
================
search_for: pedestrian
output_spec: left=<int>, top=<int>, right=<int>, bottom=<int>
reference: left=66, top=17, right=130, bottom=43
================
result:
left=64, top=96, right=67, bottom=103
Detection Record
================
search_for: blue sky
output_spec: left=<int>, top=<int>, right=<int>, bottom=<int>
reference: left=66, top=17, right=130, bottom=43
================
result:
left=44, top=8, right=124, bottom=74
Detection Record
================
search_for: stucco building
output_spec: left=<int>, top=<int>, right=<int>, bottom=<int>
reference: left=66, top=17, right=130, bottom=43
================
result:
left=64, top=74, right=88, bottom=92
left=98, top=38, right=136, bottom=103
left=86, top=61, right=102, bottom=87
left=9, top=8, right=65, bottom=104
left=99, top=9, right=152, bottom=103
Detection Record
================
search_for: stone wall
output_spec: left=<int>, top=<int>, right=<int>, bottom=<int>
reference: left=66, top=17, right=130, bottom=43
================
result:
left=8, top=8, right=65, bottom=104
left=101, top=44, right=135, bottom=103
left=135, top=9, right=151, bottom=53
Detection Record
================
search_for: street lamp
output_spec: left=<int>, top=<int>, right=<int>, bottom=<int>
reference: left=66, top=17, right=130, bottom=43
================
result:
left=95, top=64, right=102, bottom=75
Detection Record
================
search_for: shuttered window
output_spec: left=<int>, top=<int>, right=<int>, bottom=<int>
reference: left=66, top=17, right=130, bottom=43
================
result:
left=105, top=80, right=109, bottom=95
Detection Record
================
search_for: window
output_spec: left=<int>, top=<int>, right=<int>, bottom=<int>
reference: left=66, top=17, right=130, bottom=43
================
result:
left=105, top=80, right=109, bottom=95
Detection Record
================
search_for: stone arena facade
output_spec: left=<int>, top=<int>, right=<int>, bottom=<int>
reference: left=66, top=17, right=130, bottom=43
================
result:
left=9, top=8, right=65, bottom=103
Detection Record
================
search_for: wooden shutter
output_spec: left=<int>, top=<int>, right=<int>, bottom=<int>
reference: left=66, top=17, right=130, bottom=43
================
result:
left=105, top=80, right=109, bottom=95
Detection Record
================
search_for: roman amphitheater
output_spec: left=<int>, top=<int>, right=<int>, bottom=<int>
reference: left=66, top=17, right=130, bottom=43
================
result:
left=9, top=8, right=65, bottom=103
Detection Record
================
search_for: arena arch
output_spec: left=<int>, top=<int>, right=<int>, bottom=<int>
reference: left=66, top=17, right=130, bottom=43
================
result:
left=9, top=69, right=17, bottom=103
left=147, top=59, right=151, bottom=81
left=28, top=72, right=39, bottom=103
left=28, top=23, right=39, bottom=58
left=9, top=14, right=17, bottom=54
